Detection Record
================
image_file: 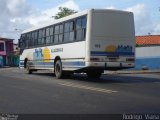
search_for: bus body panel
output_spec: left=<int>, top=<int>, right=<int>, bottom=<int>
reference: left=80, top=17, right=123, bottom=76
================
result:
left=86, top=10, right=135, bottom=69
left=20, top=41, right=86, bottom=70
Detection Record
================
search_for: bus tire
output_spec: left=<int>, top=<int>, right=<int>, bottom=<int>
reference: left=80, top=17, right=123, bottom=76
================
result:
left=26, top=61, right=32, bottom=74
left=87, top=71, right=102, bottom=79
left=55, top=60, right=63, bottom=79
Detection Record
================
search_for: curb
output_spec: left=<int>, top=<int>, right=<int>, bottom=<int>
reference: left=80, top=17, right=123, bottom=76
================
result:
left=104, top=70, right=160, bottom=74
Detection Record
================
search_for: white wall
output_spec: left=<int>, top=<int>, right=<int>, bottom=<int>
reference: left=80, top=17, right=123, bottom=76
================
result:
left=136, top=46, right=160, bottom=58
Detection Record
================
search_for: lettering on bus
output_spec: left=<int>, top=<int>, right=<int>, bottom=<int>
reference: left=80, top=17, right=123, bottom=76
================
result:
left=51, top=48, right=63, bottom=53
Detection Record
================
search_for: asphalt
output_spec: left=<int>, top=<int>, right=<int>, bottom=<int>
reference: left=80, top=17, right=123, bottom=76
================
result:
left=0, top=68, right=160, bottom=114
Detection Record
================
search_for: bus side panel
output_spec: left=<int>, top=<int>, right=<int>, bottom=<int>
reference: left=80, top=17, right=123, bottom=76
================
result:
left=19, top=41, right=86, bottom=70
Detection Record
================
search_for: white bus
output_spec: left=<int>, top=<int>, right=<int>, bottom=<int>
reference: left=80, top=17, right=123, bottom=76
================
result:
left=19, top=9, right=135, bottom=79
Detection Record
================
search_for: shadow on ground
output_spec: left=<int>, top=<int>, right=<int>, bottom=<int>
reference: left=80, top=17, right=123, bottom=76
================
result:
left=32, top=71, right=160, bottom=84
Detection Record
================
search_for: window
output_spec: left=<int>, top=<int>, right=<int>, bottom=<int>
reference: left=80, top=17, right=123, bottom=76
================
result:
left=64, top=22, right=69, bottom=32
left=46, top=27, right=50, bottom=44
left=31, top=32, right=35, bottom=46
left=19, top=34, right=26, bottom=48
left=82, top=17, right=87, bottom=28
left=50, top=27, right=54, bottom=35
left=24, top=34, right=28, bottom=48
left=46, top=28, right=50, bottom=37
left=75, top=16, right=87, bottom=41
left=38, top=30, right=42, bottom=45
left=69, top=31, right=74, bottom=41
left=0, top=43, right=4, bottom=51
left=54, top=35, right=59, bottom=43
left=70, top=21, right=74, bottom=31
left=76, top=30, right=82, bottom=40
left=55, top=25, right=59, bottom=34
left=38, top=29, right=46, bottom=45
left=76, top=18, right=81, bottom=30
left=54, top=24, right=64, bottom=43
left=64, top=32, right=69, bottom=42
left=59, top=34, right=63, bottom=43
left=34, top=31, right=38, bottom=46
left=28, top=33, right=32, bottom=46
left=50, top=26, right=54, bottom=43
left=20, top=15, right=87, bottom=47
left=64, top=21, right=75, bottom=42
left=59, top=24, right=63, bottom=33
left=46, top=26, right=54, bottom=44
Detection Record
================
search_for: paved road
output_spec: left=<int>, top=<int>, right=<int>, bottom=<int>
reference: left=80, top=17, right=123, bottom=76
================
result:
left=0, top=68, right=160, bottom=114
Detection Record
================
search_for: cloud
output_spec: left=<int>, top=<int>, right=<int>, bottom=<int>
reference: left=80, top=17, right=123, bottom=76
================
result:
left=125, top=4, right=153, bottom=35
left=23, top=0, right=80, bottom=26
left=105, top=6, right=116, bottom=10
left=10, top=0, right=80, bottom=27
left=0, top=0, right=79, bottom=43
left=105, top=4, right=160, bottom=36
left=0, top=0, right=33, bottom=42
left=153, top=22, right=160, bottom=34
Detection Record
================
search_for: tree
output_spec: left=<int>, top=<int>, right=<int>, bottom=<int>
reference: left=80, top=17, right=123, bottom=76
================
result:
left=54, top=7, right=77, bottom=19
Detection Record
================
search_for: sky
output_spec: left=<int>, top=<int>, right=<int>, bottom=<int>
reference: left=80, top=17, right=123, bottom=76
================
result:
left=0, top=0, right=160, bottom=43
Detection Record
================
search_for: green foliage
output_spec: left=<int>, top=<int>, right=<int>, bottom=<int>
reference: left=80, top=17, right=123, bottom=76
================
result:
left=54, top=7, right=77, bottom=19
left=136, top=44, right=140, bottom=47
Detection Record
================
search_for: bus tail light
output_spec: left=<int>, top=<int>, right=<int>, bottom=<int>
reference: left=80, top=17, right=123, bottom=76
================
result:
left=90, top=57, right=100, bottom=62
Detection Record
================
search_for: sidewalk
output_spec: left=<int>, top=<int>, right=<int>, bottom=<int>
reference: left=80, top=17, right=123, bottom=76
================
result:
left=104, top=69, right=160, bottom=74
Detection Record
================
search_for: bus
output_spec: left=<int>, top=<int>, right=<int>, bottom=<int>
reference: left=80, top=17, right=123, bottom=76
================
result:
left=19, top=9, right=135, bottom=79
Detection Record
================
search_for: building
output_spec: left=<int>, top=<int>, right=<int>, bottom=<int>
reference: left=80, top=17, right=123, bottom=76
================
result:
left=136, top=35, right=160, bottom=46
left=0, top=37, right=19, bottom=67
left=135, top=35, right=160, bottom=70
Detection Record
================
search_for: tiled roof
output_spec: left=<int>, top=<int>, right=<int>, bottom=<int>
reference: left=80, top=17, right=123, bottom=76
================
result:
left=136, top=35, right=160, bottom=45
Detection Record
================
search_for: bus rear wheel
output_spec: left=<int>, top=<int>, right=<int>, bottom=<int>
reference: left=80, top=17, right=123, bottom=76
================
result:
left=87, top=71, right=102, bottom=79
left=55, top=60, right=63, bottom=79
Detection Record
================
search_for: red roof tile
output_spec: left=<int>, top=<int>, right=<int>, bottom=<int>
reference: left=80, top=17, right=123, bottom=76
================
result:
left=136, top=35, right=160, bottom=45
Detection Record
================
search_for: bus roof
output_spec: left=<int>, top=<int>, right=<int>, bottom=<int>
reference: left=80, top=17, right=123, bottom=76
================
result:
left=22, top=9, right=131, bottom=34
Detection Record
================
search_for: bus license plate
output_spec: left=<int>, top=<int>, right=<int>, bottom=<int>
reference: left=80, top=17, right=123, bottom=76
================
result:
left=108, top=58, right=118, bottom=62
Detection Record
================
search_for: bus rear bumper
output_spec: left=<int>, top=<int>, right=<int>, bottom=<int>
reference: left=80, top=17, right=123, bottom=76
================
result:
left=85, top=62, right=134, bottom=70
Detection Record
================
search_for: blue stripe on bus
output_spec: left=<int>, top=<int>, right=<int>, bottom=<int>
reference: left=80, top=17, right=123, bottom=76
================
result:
left=63, top=61, right=85, bottom=66
left=20, top=61, right=85, bottom=68
left=91, top=51, right=135, bottom=56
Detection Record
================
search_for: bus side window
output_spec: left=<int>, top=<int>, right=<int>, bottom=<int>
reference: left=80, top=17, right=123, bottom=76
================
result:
left=31, top=32, right=35, bottom=46
left=28, top=33, right=32, bottom=47
left=54, top=25, right=59, bottom=43
left=38, top=29, right=42, bottom=45
left=42, top=29, right=46, bottom=44
left=34, top=31, right=38, bottom=46
left=50, top=26, right=54, bottom=44
left=76, top=18, right=81, bottom=30
left=75, top=16, right=87, bottom=41
left=76, top=18, right=82, bottom=41
left=82, top=16, right=87, bottom=28
left=46, top=27, right=50, bottom=44
left=69, top=21, right=75, bottom=41
left=64, top=21, right=75, bottom=42
left=64, top=22, right=70, bottom=42
left=54, top=24, right=64, bottom=43
left=59, top=24, right=64, bottom=43
left=82, top=16, right=87, bottom=40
